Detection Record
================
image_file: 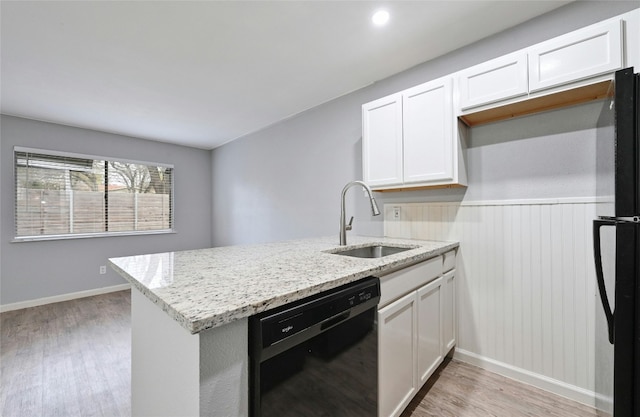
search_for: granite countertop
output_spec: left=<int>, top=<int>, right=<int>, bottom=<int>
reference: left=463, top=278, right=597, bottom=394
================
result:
left=108, top=236, right=458, bottom=334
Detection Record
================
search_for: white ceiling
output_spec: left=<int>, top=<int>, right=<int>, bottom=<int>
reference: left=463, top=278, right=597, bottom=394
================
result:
left=1, top=1, right=572, bottom=150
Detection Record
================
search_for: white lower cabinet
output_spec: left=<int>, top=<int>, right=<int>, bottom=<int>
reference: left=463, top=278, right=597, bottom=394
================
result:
left=417, top=278, right=443, bottom=386
left=378, top=253, right=456, bottom=417
left=442, top=270, right=456, bottom=352
left=378, top=292, right=417, bottom=417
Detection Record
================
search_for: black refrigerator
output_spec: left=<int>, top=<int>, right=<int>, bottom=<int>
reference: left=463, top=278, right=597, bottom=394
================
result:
left=593, top=67, right=640, bottom=417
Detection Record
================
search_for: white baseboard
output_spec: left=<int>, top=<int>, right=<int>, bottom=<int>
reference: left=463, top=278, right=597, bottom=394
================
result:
left=0, top=283, right=131, bottom=313
left=453, top=348, right=602, bottom=410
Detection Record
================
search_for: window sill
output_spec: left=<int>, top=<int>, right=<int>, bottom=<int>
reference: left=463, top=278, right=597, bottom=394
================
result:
left=12, top=229, right=176, bottom=243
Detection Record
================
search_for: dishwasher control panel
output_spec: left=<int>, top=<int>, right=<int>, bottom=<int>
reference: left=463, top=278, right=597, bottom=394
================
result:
left=255, top=277, right=380, bottom=347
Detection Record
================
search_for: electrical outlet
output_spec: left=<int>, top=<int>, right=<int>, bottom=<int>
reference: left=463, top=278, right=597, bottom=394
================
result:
left=99, top=265, right=107, bottom=275
left=393, top=207, right=401, bottom=219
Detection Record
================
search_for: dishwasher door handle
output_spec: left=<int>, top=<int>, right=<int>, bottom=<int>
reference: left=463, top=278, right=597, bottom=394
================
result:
left=320, top=311, right=351, bottom=331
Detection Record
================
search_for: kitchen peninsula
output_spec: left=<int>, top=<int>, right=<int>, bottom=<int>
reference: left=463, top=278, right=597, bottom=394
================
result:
left=109, top=236, right=458, bottom=417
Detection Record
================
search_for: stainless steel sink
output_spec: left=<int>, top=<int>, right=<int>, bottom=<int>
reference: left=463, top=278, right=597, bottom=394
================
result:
left=331, top=244, right=414, bottom=259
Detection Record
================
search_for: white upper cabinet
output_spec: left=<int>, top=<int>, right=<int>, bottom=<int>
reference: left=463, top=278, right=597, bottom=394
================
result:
left=402, top=78, right=454, bottom=184
left=628, top=9, right=640, bottom=69
left=362, top=93, right=403, bottom=187
left=457, top=12, right=634, bottom=116
left=363, top=76, right=464, bottom=190
left=364, top=10, right=637, bottom=191
left=528, top=19, right=623, bottom=92
left=459, top=52, right=528, bottom=110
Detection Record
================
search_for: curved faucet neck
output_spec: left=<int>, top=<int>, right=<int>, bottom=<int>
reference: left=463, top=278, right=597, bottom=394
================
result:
left=339, top=181, right=380, bottom=246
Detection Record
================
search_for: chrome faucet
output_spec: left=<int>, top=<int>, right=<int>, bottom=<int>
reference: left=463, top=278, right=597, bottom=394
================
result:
left=340, top=180, right=381, bottom=245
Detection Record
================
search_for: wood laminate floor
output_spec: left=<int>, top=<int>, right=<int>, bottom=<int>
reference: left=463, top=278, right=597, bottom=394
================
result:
left=1, top=290, right=604, bottom=417
left=1, top=290, right=131, bottom=417
left=402, top=357, right=604, bottom=417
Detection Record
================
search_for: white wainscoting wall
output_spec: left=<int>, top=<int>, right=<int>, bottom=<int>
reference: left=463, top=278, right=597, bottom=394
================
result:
left=383, top=198, right=609, bottom=408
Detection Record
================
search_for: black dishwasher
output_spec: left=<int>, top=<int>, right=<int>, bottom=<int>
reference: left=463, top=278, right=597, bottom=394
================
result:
left=249, top=276, right=380, bottom=417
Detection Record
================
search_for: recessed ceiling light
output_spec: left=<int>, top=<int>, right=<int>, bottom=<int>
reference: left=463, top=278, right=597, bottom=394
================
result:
left=372, top=9, right=390, bottom=26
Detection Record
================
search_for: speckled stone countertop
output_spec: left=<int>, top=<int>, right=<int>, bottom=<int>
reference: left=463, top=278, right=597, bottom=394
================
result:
left=109, top=236, right=458, bottom=334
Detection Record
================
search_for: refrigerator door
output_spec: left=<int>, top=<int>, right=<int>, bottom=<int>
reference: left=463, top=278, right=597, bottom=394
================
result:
left=596, top=68, right=640, bottom=219
left=593, top=220, right=640, bottom=417
left=593, top=219, right=616, bottom=415
left=594, top=67, right=639, bottom=417
left=613, top=68, right=639, bottom=218
left=596, top=79, right=616, bottom=218
left=612, top=221, right=639, bottom=417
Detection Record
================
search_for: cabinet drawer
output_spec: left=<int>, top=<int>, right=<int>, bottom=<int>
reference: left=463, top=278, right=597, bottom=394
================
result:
left=380, top=256, right=442, bottom=308
left=458, top=51, right=528, bottom=110
left=528, top=19, right=622, bottom=92
left=443, top=250, right=456, bottom=273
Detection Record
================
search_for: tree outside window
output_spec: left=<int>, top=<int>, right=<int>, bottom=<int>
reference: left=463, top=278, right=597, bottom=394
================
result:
left=14, top=149, right=173, bottom=239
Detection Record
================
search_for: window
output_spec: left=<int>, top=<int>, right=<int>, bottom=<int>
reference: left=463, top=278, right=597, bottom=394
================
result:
left=14, top=147, right=173, bottom=240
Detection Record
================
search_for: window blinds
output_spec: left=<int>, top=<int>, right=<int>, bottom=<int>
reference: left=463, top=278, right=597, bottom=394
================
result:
left=14, top=148, right=173, bottom=239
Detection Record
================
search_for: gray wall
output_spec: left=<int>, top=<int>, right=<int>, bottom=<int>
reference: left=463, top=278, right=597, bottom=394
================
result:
left=211, top=1, right=638, bottom=246
left=0, top=115, right=212, bottom=305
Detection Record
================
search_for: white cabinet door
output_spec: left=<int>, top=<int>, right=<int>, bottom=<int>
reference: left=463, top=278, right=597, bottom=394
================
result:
left=416, top=277, right=443, bottom=385
left=378, top=292, right=417, bottom=417
left=362, top=93, right=403, bottom=187
left=458, top=52, right=528, bottom=110
left=402, top=77, right=454, bottom=184
left=442, top=270, right=456, bottom=352
left=624, top=9, right=640, bottom=69
left=528, top=19, right=623, bottom=92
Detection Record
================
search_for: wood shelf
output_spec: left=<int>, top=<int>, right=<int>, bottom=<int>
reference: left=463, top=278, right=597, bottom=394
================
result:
left=459, top=80, right=612, bottom=126
left=374, top=183, right=466, bottom=193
